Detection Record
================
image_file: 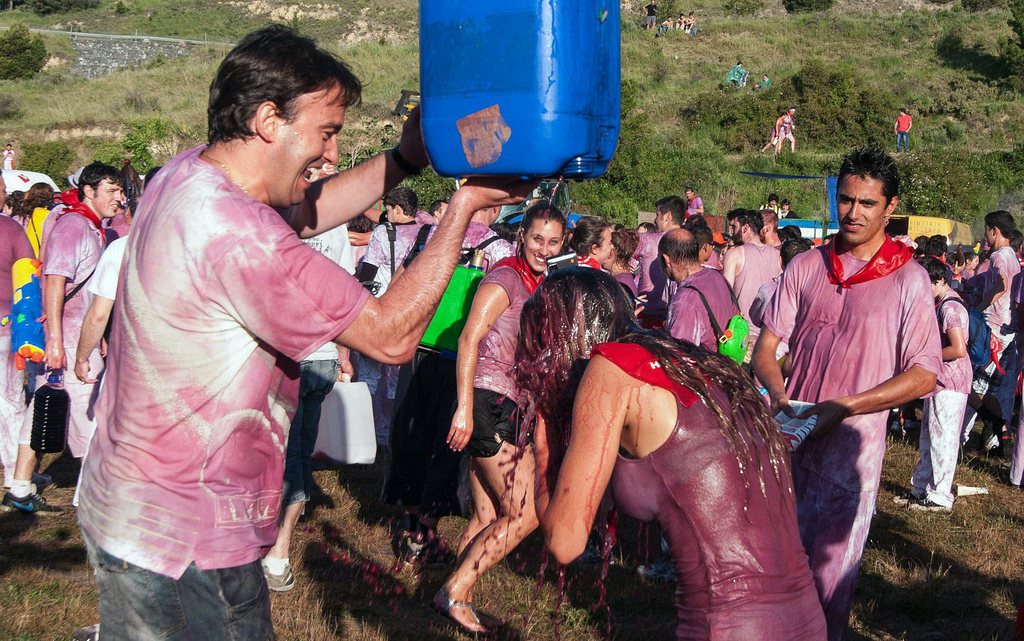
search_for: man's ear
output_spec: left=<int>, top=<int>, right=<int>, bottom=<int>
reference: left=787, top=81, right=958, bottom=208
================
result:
left=883, top=196, right=899, bottom=222
left=252, top=101, right=284, bottom=143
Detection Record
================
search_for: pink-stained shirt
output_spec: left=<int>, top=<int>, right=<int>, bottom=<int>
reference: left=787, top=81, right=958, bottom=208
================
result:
left=0, top=216, right=34, bottom=319
left=763, top=247, right=942, bottom=491
left=43, top=211, right=105, bottom=349
left=983, top=246, right=1020, bottom=335
left=666, top=268, right=739, bottom=353
left=633, top=231, right=668, bottom=318
left=614, top=271, right=639, bottom=297
left=78, top=146, right=370, bottom=579
left=935, top=290, right=972, bottom=394
left=473, top=265, right=530, bottom=400
left=731, top=243, right=781, bottom=323
left=748, top=277, right=779, bottom=330
left=422, top=221, right=515, bottom=270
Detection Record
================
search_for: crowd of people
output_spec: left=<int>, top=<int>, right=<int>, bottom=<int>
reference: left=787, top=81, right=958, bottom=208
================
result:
left=1, top=25, right=1022, bottom=641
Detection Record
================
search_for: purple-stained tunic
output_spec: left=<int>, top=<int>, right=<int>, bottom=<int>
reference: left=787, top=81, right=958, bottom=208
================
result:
left=607, top=347, right=826, bottom=641
left=762, top=247, right=942, bottom=641
left=0, top=216, right=33, bottom=319
left=43, top=211, right=105, bottom=350
left=78, top=146, right=370, bottom=579
left=614, top=271, right=639, bottom=297
left=633, top=231, right=668, bottom=319
left=983, top=246, right=1020, bottom=335
left=665, top=268, right=739, bottom=353
left=935, top=290, right=972, bottom=394
left=473, top=266, right=530, bottom=401
left=731, top=242, right=781, bottom=342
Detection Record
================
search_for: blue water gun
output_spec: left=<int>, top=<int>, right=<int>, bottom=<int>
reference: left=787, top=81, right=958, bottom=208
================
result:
left=1, top=258, right=45, bottom=370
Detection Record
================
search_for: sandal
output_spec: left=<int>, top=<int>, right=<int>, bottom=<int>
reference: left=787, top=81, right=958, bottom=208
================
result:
left=432, top=587, right=501, bottom=635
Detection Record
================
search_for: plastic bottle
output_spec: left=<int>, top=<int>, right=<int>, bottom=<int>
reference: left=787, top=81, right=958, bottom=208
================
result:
left=420, top=250, right=487, bottom=353
left=419, top=0, right=621, bottom=178
left=30, top=370, right=69, bottom=454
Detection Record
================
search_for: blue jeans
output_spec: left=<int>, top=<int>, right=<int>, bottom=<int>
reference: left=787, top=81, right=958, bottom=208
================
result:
left=896, top=131, right=909, bottom=152
left=83, top=531, right=274, bottom=641
left=283, top=358, right=338, bottom=506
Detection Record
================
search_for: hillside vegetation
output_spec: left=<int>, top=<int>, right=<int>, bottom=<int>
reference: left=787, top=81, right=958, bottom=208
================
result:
left=0, top=0, right=1022, bottom=230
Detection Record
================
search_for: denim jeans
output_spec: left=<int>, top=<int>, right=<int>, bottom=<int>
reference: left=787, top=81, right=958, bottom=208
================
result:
left=896, top=131, right=909, bottom=152
left=283, top=358, right=338, bottom=506
left=83, top=531, right=275, bottom=641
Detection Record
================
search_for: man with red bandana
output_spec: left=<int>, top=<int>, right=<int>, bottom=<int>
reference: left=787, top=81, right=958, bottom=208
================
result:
left=3, top=162, right=124, bottom=515
left=754, top=147, right=942, bottom=641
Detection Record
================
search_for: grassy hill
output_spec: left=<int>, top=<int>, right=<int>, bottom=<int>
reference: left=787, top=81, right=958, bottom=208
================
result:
left=1, top=0, right=1022, bottom=229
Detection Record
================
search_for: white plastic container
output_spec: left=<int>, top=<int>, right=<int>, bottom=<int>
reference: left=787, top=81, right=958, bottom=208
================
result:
left=313, top=381, right=377, bottom=465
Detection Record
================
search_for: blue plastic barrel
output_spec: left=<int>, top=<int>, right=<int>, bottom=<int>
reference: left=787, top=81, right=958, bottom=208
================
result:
left=419, top=1, right=621, bottom=179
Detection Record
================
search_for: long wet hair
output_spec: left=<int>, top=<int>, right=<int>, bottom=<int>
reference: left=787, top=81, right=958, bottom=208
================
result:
left=515, top=269, right=789, bottom=495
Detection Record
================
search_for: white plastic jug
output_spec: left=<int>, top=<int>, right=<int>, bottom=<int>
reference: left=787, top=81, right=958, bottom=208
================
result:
left=313, top=381, right=377, bottom=465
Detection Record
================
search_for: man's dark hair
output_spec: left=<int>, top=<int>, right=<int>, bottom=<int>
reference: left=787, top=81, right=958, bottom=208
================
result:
left=569, top=216, right=612, bottom=256
left=655, top=195, right=686, bottom=226
left=383, top=186, right=417, bottom=217
left=731, top=210, right=764, bottom=235
left=684, top=185, right=694, bottom=193
left=659, top=230, right=700, bottom=264
left=208, top=25, right=363, bottom=145
left=917, top=256, right=948, bottom=285
left=781, top=238, right=813, bottom=268
left=489, top=221, right=517, bottom=244
left=984, top=210, right=1016, bottom=239
left=78, top=162, right=122, bottom=201
left=925, top=237, right=947, bottom=258
left=691, top=226, right=713, bottom=250
left=781, top=199, right=791, bottom=206
left=767, top=193, right=779, bottom=203
left=1011, top=229, right=1024, bottom=254
left=682, top=214, right=707, bottom=231
left=429, top=199, right=448, bottom=215
left=837, top=147, right=900, bottom=204
left=778, top=225, right=802, bottom=243
left=348, top=214, right=375, bottom=234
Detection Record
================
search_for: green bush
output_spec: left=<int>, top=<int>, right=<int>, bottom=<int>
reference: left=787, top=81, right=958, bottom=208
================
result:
left=962, top=0, right=1007, bottom=10
left=0, top=23, right=47, bottom=80
left=724, top=0, right=765, bottom=15
left=26, top=0, right=98, bottom=14
left=0, top=95, right=22, bottom=120
left=783, top=0, right=834, bottom=12
left=1002, top=0, right=1024, bottom=89
left=19, top=141, right=75, bottom=185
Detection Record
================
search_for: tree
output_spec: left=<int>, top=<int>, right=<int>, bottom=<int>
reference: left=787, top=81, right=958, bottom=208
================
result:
left=783, top=0, right=834, bottom=11
left=0, top=23, right=46, bottom=80
left=1004, top=0, right=1024, bottom=90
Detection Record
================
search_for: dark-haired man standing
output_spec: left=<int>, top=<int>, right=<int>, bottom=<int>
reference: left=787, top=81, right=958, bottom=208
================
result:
left=754, top=148, right=942, bottom=641
left=77, top=26, right=532, bottom=641
left=3, top=162, right=123, bottom=515
left=723, top=208, right=780, bottom=362
left=633, top=195, right=684, bottom=327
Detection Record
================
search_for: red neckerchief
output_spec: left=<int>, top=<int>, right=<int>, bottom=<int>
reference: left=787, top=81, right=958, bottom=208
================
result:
left=66, top=201, right=106, bottom=241
left=577, top=255, right=602, bottom=270
left=825, top=235, right=913, bottom=289
left=492, top=256, right=544, bottom=295
left=591, top=342, right=699, bottom=408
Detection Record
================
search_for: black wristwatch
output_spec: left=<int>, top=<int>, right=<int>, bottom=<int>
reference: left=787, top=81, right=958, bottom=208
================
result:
left=390, top=146, right=424, bottom=176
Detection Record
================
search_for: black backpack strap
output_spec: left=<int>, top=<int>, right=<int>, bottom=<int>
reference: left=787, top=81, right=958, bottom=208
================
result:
left=403, top=224, right=433, bottom=268
left=681, top=285, right=723, bottom=339
left=64, top=269, right=95, bottom=304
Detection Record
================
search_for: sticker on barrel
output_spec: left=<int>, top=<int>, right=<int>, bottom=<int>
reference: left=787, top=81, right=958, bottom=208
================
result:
left=456, top=104, right=512, bottom=168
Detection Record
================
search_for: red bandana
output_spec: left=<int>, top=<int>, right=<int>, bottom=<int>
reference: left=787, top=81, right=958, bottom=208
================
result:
left=825, top=235, right=913, bottom=289
left=591, top=342, right=699, bottom=408
left=66, top=202, right=106, bottom=241
left=492, top=256, right=544, bottom=295
left=576, top=255, right=603, bottom=270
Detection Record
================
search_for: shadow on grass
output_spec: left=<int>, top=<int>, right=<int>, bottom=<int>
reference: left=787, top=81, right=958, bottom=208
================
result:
left=936, top=31, right=1008, bottom=82
left=302, top=519, right=527, bottom=640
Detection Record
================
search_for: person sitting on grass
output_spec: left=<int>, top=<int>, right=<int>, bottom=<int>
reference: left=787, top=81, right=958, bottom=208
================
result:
left=517, top=268, right=827, bottom=641
left=725, top=61, right=747, bottom=87
left=755, top=74, right=772, bottom=91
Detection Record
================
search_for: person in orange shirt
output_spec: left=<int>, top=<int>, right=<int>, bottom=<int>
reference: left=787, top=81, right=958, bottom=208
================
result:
left=895, top=108, right=913, bottom=153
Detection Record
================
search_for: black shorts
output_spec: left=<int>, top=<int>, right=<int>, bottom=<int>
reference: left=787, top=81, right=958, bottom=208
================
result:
left=468, top=388, right=520, bottom=458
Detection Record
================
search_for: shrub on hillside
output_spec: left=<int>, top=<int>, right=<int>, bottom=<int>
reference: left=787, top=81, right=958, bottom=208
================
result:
left=0, top=23, right=46, bottom=80
left=0, top=95, right=22, bottom=120
left=724, top=0, right=764, bottom=16
left=20, top=141, right=75, bottom=184
left=783, top=0, right=834, bottom=12
left=1001, top=0, right=1024, bottom=90
left=962, top=0, right=1007, bottom=11
left=898, top=150, right=1013, bottom=221
left=27, top=0, right=98, bottom=14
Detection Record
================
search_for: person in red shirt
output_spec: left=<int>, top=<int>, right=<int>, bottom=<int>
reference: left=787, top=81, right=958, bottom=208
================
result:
left=895, top=108, right=913, bottom=153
